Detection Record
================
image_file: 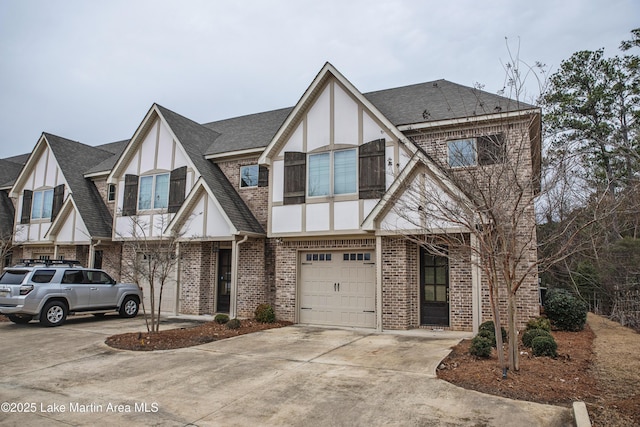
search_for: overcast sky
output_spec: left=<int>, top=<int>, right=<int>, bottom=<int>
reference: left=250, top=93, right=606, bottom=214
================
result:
left=0, top=0, right=637, bottom=159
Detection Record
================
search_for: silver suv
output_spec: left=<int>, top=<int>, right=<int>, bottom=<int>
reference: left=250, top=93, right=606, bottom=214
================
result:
left=0, top=259, right=142, bottom=327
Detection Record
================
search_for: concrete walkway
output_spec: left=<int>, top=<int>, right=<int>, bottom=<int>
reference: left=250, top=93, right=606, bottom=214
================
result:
left=0, top=315, right=573, bottom=426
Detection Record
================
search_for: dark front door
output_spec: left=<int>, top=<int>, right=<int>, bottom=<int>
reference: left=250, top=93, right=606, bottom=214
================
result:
left=420, top=248, right=449, bottom=326
left=216, top=249, right=232, bottom=313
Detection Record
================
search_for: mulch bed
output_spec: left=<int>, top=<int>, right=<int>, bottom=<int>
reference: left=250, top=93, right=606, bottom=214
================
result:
left=104, top=319, right=292, bottom=351
left=437, top=326, right=597, bottom=406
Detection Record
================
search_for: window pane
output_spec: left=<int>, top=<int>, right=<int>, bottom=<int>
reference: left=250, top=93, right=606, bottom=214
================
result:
left=240, top=165, right=259, bottom=188
left=436, top=266, right=447, bottom=285
left=424, top=285, right=435, bottom=302
left=42, top=189, right=54, bottom=219
left=334, top=149, right=356, bottom=194
left=308, top=153, right=330, bottom=196
left=435, top=285, right=447, bottom=302
left=138, top=176, right=153, bottom=210
left=31, top=191, right=43, bottom=219
left=424, top=267, right=435, bottom=285
left=448, top=139, right=477, bottom=167
left=154, top=174, right=169, bottom=209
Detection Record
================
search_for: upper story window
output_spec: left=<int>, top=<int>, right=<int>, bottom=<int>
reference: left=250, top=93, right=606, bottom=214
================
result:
left=31, top=189, right=54, bottom=219
left=282, top=139, right=385, bottom=205
left=138, top=173, right=169, bottom=210
left=308, top=149, right=357, bottom=197
left=240, top=165, right=258, bottom=188
left=122, top=167, right=187, bottom=216
left=107, top=184, right=116, bottom=202
left=448, top=134, right=506, bottom=168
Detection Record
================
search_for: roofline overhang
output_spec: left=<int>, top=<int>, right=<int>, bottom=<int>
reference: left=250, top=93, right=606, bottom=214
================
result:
left=9, top=134, right=48, bottom=198
left=258, top=62, right=416, bottom=166
left=84, top=170, right=110, bottom=179
left=397, top=108, right=541, bottom=133
left=204, top=147, right=265, bottom=161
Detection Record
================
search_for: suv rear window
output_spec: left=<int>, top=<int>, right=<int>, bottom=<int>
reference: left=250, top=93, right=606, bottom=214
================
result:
left=0, top=270, right=29, bottom=284
left=32, top=269, right=56, bottom=283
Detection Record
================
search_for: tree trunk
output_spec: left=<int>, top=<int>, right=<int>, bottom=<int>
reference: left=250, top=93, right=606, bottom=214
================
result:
left=508, top=293, right=519, bottom=371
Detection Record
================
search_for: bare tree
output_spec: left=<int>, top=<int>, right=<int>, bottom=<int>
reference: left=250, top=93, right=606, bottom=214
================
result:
left=118, top=214, right=183, bottom=333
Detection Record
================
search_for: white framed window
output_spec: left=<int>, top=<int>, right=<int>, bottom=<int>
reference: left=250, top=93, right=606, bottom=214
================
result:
left=240, top=165, right=259, bottom=188
left=31, top=189, right=54, bottom=219
left=138, top=173, right=169, bottom=210
left=308, top=148, right=357, bottom=197
left=448, top=139, right=477, bottom=167
left=107, top=184, right=116, bottom=202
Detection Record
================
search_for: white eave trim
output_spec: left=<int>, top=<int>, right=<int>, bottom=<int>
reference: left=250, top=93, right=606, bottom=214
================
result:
left=398, top=108, right=540, bottom=132
left=204, top=147, right=266, bottom=161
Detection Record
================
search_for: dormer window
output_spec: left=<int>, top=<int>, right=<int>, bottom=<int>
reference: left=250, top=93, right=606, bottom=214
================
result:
left=308, top=148, right=357, bottom=197
left=138, top=173, right=169, bottom=210
left=31, top=189, right=54, bottom=219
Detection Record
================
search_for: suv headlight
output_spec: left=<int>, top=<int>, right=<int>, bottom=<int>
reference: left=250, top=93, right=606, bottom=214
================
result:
left=19, top=284, right=34, bottom=295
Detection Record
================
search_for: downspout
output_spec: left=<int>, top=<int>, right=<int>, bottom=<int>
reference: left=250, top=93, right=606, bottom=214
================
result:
left=471, top=234, right=481, bottom=334
left=174, top=241, right=181, bottom=316
left=230, top=234, right=249, bottom=319
left=376, top=235, right=383, bottom=332
left=89, top=239, right=101, bottom=268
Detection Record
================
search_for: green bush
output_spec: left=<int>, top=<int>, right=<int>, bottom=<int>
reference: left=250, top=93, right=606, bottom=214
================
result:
left=254, top=303, right=276, bottom=323
left=469, top=335, right=493, bottom=358
left=478, top=320, right=507, bottom=346
left=544, top=289, right=587, bottom=331
left=226, top=318, right=241, bottom=329
left=531, top=335, right=557, bottom=357
left=526, top=316, right=551, bottom=332
left=214, top=314, right=229, bottom=324
left=522, top=328, right=552, bottom=348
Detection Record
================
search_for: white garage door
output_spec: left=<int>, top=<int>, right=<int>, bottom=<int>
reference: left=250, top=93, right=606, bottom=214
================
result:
left=139, top=274, right=177, bottom=314
left=299, top=251, right=376, bottom=328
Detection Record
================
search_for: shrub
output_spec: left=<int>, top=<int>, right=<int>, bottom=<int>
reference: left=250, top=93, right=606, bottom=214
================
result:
left=522, top=328, right=552, bottom=348
left=469, top=335, right=493, bottom=358
left=531, top=335, right=557, bottom=357
left=254, top=303, right=276, bottom=323
left=226, top=318, right=241, bottom=329
left=544, top=289, right=587, bottom=331
left=214, top=314, right=229, bottom=324
left=526, top=316, right=551, bottom=332
left=478, top=320, right=507, bottom=345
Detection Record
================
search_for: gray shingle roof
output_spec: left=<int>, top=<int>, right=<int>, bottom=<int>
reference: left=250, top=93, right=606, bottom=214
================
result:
left=202, top=108, right=292, bottom=157
left=0, top=158, right=25, bottom=188
left=199, top=79, right=535, bottom=156
left=156, top=105, right=265, bottom=235
left=44, top=133, right=116, bottom=238
left=364, top=79, right=536, bottom=126
left=84, top=139, right=129, bottom=175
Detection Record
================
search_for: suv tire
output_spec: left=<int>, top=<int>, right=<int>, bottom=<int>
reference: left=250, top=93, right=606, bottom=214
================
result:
left=40, top=300, right=68, bottom=327
left=119, top=296, right=139, bottom=318
left=8, top=314, right=33, bottom=324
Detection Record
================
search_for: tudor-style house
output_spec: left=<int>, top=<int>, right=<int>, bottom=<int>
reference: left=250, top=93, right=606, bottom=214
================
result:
left=1, top=63, right=541, bottom=332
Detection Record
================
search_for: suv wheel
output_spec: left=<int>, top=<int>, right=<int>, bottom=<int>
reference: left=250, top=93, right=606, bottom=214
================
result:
left=119, top=296, right=139, bottom=318
left=8, top=314, right=33, bottom=324
left=40, top=301, right=68, bottom=327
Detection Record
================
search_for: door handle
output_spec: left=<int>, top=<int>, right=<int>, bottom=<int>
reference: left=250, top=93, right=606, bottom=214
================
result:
left=63, top=287, right=71, bottom=291
left=90, top=287, right=98, bottom=290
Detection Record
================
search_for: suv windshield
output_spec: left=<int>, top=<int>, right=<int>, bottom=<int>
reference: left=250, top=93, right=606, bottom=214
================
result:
left=0, top=270, right=29, bottom=284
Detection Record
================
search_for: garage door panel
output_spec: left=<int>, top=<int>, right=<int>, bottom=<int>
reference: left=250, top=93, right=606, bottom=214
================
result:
left=300, top=251, right=375, bottom=328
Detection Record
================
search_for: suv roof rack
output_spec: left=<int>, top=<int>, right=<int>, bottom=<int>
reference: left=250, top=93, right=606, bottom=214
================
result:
left=16, top=259, right=83, bottom=268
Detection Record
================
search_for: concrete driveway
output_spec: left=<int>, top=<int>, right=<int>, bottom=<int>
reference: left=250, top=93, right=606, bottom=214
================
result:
left=0, top=315, right=573, bottom=426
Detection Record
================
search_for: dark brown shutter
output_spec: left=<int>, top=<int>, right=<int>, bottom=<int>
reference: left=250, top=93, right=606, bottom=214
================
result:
left=283, top=152, right=306, bottom=205
left=51, top=184, right=65, bottom=220
left=258, top=165, right=269, bottom=187
left=168, top=166, right=187, bottom=213
left=122, top=175, right=139, bottom=216
left=359, top=139, right=386, bottom=199
left=21, top=190, right=32, bottom=224
left=478, top=133, right=505, bottom=165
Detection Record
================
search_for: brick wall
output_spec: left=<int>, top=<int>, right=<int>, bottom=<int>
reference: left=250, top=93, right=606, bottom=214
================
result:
left=216, top=157, right=269, bottom=230
left=179, top=241, right=215, bottom=315
left=236, top=238, right=270, bottom=317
